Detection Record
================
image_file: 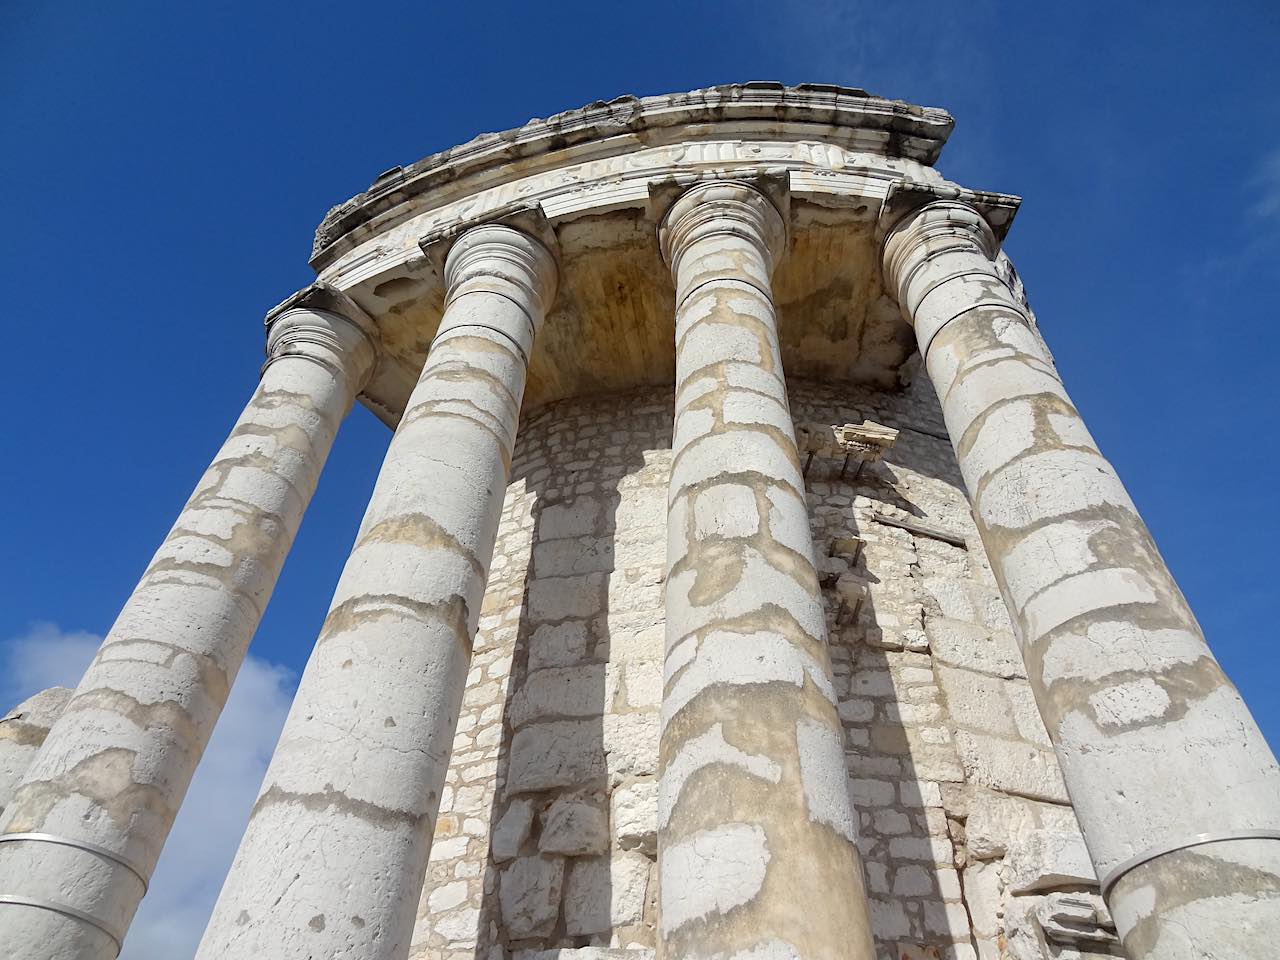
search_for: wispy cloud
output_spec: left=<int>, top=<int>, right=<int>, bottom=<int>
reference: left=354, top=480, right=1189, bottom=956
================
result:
left=1181, top=146, right=1280, bottom=305
left=1249, top=147, right=1280, bottom=222
left=1, top=624, right=295, bottom=959
left=0, top=622, right=99, bottom=701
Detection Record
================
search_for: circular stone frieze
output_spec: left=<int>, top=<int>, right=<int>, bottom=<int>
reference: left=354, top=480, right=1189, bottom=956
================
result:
left=306, top=82, right=962, bottom=424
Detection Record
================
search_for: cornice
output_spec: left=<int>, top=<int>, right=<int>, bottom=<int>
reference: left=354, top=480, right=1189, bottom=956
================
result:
left=311, top=82, right=954, bottom=271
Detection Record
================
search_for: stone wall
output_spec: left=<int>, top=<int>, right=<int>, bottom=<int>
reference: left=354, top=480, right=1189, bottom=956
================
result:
left=408, top=391, right=671, bottom=960
left=0, top=379, right=1124, bottom=960
left=407, top=378, right=1124, bottom=960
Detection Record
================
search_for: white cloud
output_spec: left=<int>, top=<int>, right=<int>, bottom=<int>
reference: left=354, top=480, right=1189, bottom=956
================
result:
left=0, top=624, right=296, bottom=959
left=0, top=622, right=100, bottom=703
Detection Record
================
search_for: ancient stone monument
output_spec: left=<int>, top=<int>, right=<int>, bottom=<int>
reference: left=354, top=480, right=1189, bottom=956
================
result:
left=2, top=83, right=1277, bottom=960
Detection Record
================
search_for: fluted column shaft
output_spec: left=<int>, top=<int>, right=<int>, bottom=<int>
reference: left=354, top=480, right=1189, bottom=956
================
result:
left=196, top=225, right=556, bottom=960
left=0, top=296, right=377, bottom=959
left=883, top=197, right=1280, bottom=959
left=656, top=181, right=875, bottom=960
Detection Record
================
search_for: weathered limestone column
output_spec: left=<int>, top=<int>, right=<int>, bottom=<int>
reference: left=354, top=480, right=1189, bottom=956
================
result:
left=881, top=186, right=1280, bottom=959
left=196, top=224, right=556, bottom=960
left=0, top=286, right=378, bottom=959
left=656, top=181, right=875, bottom=960
left=0, top=688, right=72, bottom=818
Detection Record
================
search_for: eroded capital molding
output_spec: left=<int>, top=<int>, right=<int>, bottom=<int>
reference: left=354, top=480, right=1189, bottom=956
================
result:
left=876, top=179, right=1022, bottom=245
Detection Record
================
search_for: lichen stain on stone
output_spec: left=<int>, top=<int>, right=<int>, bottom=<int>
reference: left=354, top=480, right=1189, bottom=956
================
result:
left=421, top=356, right=522, bottom=411
left=357, top=512, right=485, bottom=577
left=660, top=680, right=870, bottom=956
left=319, top=592, right=472, bottom=653
left=0, top=717, right=55, bottom=748
left=250, top=783, right=430, bottom=832
left=61, top=686, right=204, bottom=750
left=398, top=405, right=515, bottom=471
left=10, top=745, right=171, bottom=836
left=1115, top=846, right=1280, bottom=959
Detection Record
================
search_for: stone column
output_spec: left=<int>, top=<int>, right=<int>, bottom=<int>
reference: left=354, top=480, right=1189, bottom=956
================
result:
left=0, top=286, right=378, bottom=960
left=656, top=181, right=875, bottom=960
left=196, top=224, right=556, bottom=960
left=880, top=186, right=1280, bottom=959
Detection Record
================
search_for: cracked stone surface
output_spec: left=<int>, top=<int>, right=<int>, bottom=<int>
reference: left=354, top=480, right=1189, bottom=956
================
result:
left=0, top=297, right=376, bottom=960
left=655, top=181, right=874, bottom=960
left=883, top=187, right=1280, bottom=958
left=6, top=82, right=1271, bottom=960
left=194, top=227, right=557, bottom=960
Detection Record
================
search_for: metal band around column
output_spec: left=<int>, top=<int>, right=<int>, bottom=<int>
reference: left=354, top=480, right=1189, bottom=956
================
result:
left=0, top=895, right=125, bottom=955
left=0, top=833, right=149, bottom=891
left=1099, top=829, right=1280, bottom=897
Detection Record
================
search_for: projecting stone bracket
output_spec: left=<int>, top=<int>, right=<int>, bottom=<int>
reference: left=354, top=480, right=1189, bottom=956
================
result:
left=1036, top=892, right=1119, bottom=947
left=796, top=419, right=898, bottom=480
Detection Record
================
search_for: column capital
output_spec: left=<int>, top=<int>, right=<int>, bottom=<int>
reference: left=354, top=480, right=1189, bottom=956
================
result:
left=658, top=179, right=787, bottom=277
left=877, top=179, right=1021, bottom=245
left=878, top=182, right=1021, bottom=312
left=263, top=282, right=380, bottom=389
left=442, top=224, right=559, bottom=324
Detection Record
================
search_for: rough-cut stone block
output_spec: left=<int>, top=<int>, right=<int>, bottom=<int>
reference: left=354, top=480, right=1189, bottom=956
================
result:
left=851, top=777, right=896, bottom=807
left=431, top=835, right=470, bottom=861
left=612, top=778, right=658, bottom=853
left=923, top=899, right=972, bottom=937
left=529, top=573, right=607, bottom=622
left=873, top=809, right=911, bottom=835
left=937, top=665, right=1019, bottom=738
left=869, top=898, right=910, bottom=938
left=899, top=779, right=943, bottom=808
left=920, top=577, right=979, bottom=621
left=1007, top=682, right=1052, bottom=748
left=492, top=799, right=536, bottom=863
left=432, top=905, right=481, bottom=941
left=927, top=618, right=1024, bottom=679
left=507, top=721, right=606, bottom=793
left=539, top=499, right=602, bottom=540
left=563, top=852, right=651, bottom=935
left=510, top=665, right=607, bottom=729
left=603, top=712, right=659, bottom=785
left=953, top=730, right=1069, bottom=804
left=611, top=659, right=662, bottom=710
left=962, top=861, right=1002, bottom=940
left=893, top=864, right=934, bottom=896
left=534, top=537, right=615, bottom=578
left=540, top=795, right=609, bottom=856
left=499, top=855, right=565, bottom=939
left=530, top=621, right=592, bottom=670
left=1006, top=829, right=1097, bottom=893
left=427, top=879, right=470, bottom=912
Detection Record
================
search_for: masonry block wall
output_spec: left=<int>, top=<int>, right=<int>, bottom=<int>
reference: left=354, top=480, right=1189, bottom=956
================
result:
left=409, top=378, right=1124, bottom=960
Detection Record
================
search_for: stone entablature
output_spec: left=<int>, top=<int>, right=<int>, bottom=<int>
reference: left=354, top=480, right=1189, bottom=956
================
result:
left=311, top=82, right=954, bottom=268
left=310, top=85, right=958, bottom=425
left=3, top=82, right=1278, bottom=960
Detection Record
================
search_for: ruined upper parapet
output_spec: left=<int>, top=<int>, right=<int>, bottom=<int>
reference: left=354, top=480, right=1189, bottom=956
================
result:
left=311, top=82, right=954, bottom=269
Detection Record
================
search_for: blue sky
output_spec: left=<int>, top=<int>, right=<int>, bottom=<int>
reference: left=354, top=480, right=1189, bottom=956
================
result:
left=3, top=2, right=1278, bottom=956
